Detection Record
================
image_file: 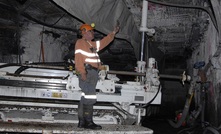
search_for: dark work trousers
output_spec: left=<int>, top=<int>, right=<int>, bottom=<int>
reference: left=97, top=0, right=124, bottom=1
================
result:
left=78, top=68, right=99, bottom=121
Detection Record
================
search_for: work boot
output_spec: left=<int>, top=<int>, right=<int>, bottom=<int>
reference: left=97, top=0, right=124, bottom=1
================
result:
left=77, top=118, right=85, bottom=128
left=85, top=121, right=102, bottom=130
left=83, top=104, right=102, bottom=130
left=77, top=100, right=85, bottom=128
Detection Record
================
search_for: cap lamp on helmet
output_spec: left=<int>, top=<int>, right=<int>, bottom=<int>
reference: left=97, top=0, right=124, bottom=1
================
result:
left=80, top=24, right=94, bottom=32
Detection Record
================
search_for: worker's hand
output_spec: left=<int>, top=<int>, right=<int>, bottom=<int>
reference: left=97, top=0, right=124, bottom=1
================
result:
left=81, top=73, right=87, bottom=81
left=113, top=20, right=120, bottom=35
left=113, top=26, right=120, bottom=35
left=100, top=65, right=107, bottom=70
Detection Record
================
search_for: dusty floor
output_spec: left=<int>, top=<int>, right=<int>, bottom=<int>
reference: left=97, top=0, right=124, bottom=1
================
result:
left=0, top=122, right=152, bottom=134
left=0, top=117, right=220, bottom=134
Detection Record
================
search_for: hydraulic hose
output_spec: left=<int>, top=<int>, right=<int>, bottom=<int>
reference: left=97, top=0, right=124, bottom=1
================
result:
left=203, top=127, right=220, bottom=134
left=0, top=63, right=20, bottom=69
left=0, top=62, right=66, bottom=75
left=14, top=62, right=66, bottom=74
left=112, top=102, right=135, bottom=119
left=142, top=85, right=161, bottom=108
left=168, top=81, right=195, bottom=128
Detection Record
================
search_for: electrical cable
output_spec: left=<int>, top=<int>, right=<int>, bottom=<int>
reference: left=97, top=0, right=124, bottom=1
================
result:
left=21, top=12, right=77, bottom=32
left=0, top=2, right=78, bottom=33
left=51, top=13, right=66, bottom=26
left=146, top=0, right=218, bottom=32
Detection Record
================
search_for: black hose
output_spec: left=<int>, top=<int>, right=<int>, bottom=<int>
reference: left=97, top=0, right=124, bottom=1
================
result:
left=168, top=81, right=194, bottom=128
left=142, top=85, right=161, bottom=108
left=14, top=66, right=29, bottom=75
left=14, top=62, right=67, bottom=74
left=0, top=62, right=67, bottom=75
left=203, top=127, right=220, bottom=134
left=0, top=63, right=21, bottom=69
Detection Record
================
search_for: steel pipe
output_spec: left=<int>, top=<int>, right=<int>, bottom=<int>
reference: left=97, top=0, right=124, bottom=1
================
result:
left=108, top=70, right=183, bottom=80
left=107, top=70, right=145, bottom=76
left=159, top=74, right=182, bottom=80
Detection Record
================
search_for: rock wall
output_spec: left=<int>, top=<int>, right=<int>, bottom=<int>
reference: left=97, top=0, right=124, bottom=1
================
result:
left=19, top=22, right=75, bottom=63
left=188, top=11, right=221, bottom=127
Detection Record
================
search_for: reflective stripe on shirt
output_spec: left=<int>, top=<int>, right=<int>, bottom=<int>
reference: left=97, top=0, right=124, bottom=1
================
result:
left=96, top=41, right=100, bottom=51
left=75, top=49, right=99, bottom=57
left=81, top=92, right=97, bottom=99
left=85, top=58, right=101, bottom=63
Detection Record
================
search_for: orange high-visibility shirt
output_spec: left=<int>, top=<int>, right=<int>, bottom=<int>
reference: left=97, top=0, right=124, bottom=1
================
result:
left=75, top=33, right=115, bottom=75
